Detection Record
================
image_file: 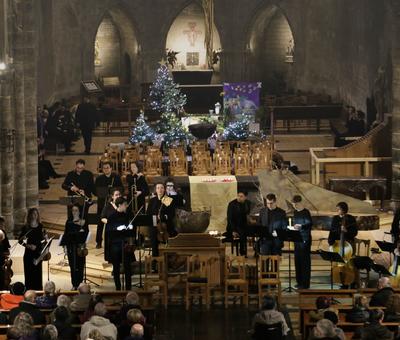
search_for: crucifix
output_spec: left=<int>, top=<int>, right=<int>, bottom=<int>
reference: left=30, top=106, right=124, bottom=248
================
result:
left=183, top=22, right=202, bottom=47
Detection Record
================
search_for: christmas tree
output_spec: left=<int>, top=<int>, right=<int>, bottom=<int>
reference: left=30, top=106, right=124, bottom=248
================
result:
left=149, top=62, right=189, bottom=145
left=222, top=114, right=251, bottom=140
left=129, top=111, right=156, bottom=144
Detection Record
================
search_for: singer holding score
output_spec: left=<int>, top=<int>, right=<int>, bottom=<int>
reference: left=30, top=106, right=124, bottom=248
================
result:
left=291, top=195, right=313, bottom=289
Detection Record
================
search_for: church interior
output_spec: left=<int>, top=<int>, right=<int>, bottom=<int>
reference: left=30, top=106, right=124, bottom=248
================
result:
left=0, top=0, right=398, bottom=339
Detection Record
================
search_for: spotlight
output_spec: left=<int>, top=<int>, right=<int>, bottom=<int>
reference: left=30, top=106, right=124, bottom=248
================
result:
left=0, top=63, right=6, bottom=70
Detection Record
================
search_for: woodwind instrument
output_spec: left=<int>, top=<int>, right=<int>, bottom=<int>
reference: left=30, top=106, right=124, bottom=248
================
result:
left=131, top=177, right=138, bottom=214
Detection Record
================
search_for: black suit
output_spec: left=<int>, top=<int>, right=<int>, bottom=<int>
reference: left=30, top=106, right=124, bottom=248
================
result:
left=328, top=214, right=358, bottom=246
left=9, top=301, right=46, bottom=324
left=257, top=207, right=287, bottom=255
left=146, top=195, right=176, bottom=256
left=94, top=173, right=123, bottom=245
left=293, top=208, right=312, bottom=288
left=75, top=101, right=97, bottom=153
left=391, top=209, right=400, bottom=242
left=227, top=199, right=251, bottom=255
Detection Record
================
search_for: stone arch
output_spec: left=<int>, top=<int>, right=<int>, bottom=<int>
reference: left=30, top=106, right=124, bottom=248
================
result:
left=246, top=4, right=295, bottom=94
left=165, top=1, right=222, bottom=81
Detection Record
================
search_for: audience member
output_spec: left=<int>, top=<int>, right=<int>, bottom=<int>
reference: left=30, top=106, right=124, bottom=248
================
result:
left=118, top=309, right=146, bottom=340
left=81, top=294, right=104, bottom=323
left=360, top=309, right=393, bottom=340
left=118, top=291, right=142, bottom=323
left=251, top=295, right=290, bottom=337
left=41, top=324, right=58, bottom=340
left=52, top=306, right=76, bottom=340
left=1, top=281, right=25, bottom=310
left=346, top=295, right=369, bottom=323
left=80, top=302, right=117, bottom=340
left=36, top=281, right=57, bottom=308
left=87, top=329, right=106, bottom=340
left=125, top=323, right=145, bottom=340
left=9, top=290, right=45, bottom=324
left=369, top=277, right=400, bottom=320
left=323, top=310, right=345, bottom=340
left=70, top=283, right=92, bottom=312
left=308, top=319, right=341, bottom=340
left=7, top=312, right=38, bottom=340
left=309, top=296, right=337, bottom=321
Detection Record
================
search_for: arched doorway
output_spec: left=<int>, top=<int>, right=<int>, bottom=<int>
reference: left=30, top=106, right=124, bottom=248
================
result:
left=166, top=2, right=222, bottom=82
left=248, top=5, right=295, bottom=94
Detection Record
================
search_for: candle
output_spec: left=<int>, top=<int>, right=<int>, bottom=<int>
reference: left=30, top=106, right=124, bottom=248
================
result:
left=289, top=217, right=292, bottom=227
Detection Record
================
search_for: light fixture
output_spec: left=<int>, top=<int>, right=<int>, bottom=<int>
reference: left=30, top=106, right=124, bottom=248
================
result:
left=215, top=102, right=221, bottom=115
left=0, top=62, right=6, bottom=70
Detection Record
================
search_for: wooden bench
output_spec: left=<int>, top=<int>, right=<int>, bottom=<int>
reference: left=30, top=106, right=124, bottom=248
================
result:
left=298, top=289, right=357, bottom=306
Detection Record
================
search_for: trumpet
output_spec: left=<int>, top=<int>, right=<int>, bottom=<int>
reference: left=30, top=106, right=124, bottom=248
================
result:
left=71, top=182, right=93, bottom=205
left=130, top=177, right=138, bottom=214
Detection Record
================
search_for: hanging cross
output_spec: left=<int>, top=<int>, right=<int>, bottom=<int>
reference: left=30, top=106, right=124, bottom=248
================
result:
left=183, top=22, right=202, bottom=47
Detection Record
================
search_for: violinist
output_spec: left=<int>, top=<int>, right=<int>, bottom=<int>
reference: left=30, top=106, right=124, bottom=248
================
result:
left=146, top=183, right=176, bottom=257
left=126, top=162, right=149, bottom=215
left=18, top=208, right=46, bottom=290
left=64, top=204, right=89, bottom=290
left=328, top=201, right=358, bottom=249
left=94, top=161, right=123, bottom=249
left=0, top=216, right=11, bottom=290
left=105, top=197, right=133, bottom=290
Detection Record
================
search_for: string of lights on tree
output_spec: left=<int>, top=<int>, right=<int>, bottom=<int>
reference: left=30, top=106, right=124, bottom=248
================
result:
left=129, top=111, right=156, bottom=144
left=222, top=114, right=252, bottom=140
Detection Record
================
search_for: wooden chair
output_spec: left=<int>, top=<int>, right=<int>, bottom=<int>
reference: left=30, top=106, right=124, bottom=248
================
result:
left=224, top=256, right=248, bottom=308
left=354, top=238, right=371, bottom=287
left=185, top=255, right=210, bottom=310
left=258, top=255, right=281, bottom=307
left=144, top=256, right=168, bottom=309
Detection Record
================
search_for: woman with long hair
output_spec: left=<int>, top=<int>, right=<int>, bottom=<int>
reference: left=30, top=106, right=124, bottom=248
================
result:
left=18, top=208, right=46, bottom=290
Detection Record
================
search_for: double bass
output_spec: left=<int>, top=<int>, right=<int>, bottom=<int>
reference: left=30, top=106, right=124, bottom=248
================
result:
left=330, top=216, right=356, bottom=286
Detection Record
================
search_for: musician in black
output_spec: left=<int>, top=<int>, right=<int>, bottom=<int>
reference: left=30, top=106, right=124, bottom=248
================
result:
left=18, top=208, right=46, bottom=290
left=0, top=216, right=11, bottom=290
left=104, top=197, right=133, bottom=290
left=126, top=162, right=149, bottom=214
left=257, top=193, right=287, bottom=255
left=165, top=179, right=185, bottom=209
left=101, top=188, right=122, bottom=263
left=94, top=161, right=123, bottom=249
left=62, top=159, right=95, bottom=216
left=328, top=201, right=358, bottom=248
left=391, top=207, right=400, bottom=242
left=292, top=195, right=313, bottom=289
left=64, top=204, right=89, bottom=290
left=226, top=191, right=251, bottom=256
left=146, top=183, right=176, bottom=257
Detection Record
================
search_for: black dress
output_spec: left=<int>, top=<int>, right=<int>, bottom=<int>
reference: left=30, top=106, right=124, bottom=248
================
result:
left=64, top=219, right=89, bottom=289
left=126, top=173, right=149, bottom=214
left=18, top=224, right=45, bottom=290
left=105, top=210, right=132, bottom=290
left=226, top=199, right=251, bottom=256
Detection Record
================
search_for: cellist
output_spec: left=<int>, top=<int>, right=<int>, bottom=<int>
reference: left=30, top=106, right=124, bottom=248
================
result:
left=328, top=202, right=358, bottom=250
left=146, top=183, right=175, bottom=257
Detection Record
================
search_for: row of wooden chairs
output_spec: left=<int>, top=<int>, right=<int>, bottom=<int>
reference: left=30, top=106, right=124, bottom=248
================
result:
left=143, top=255, right=282, bottom=310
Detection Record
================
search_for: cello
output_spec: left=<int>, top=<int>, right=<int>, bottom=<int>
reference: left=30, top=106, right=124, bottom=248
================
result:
left=330, top=216, right=356, bottom=286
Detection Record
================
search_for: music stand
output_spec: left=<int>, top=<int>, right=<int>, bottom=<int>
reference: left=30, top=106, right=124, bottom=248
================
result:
left=376, top=241, right=396, bottom=253
left=318, top=250, right=345, bottom=289
left=371, top=263, right=393, bottom=277
left=277, top=229, right=303, bottom=292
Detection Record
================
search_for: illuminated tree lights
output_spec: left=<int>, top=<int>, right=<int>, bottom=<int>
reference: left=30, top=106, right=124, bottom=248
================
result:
left=222, top=115, right=251, bottom=140
left=129, top=112, right=156, bottom=144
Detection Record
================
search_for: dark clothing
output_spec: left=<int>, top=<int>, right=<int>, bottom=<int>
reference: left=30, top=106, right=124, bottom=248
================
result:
left=9, top=301, right=46, bottom=324
left=62, top=170, right=95, bottom=197
left=105, top=210, right=132, bottom=290
left=126, top=174, right=149, bottom=214
left=94, top=173, right=123, bottom=244
left=328, top=214, right=358, bottom=246
left=391, top=209, right=400, bottom=242
left=54, top=108, right=74, bottom=151
left=370, top=287, right=395, bottom=307
left=35, top=295, right=57, bottom=309
left=117, top=304, right=142, bottom=323
left=227, top=199, right=251, bottom=256
left=345, top=306, right=369, bottom=323
left=257, top=207, right=287, bottom=255
left=347, top=118, right=365, bottom=137
left=0, top=232, right=11, bottom=291
left=168, top=192, right=185, bottom=209
left=53, top=320, right=77, bottom=340
left=360, top=322, right=393, bottom=340
left=101, top=202, right=117, bottom=262
left=293, top=208, right=312, bottom=288
left=146, top=195, right=176, bottom=257
left=76, top=102, right=97, bottom=153
left=18, top=224, right=45, bottom=290
left=64, top=219, right=89, bottom=289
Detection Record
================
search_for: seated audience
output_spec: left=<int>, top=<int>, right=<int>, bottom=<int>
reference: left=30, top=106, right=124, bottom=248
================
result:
left=7, top=312, right=38, bottom=340
left=125, top=323, right=145, bottom=340
left=81, top=294, right=104, bottom=323
left=41, top=324, right=58, bottom=340
left=52, top=306, right=76, bottom=340
left=308, top=319, right=341, bottom=340
left=88, top=329, right=106, bottom=340
left=360, top=309, right=393, bottom=340
left=118, top=291, right=142, bottom=323
left=323, top=311, right=345, bottom=340
left=346, top=295, right=370, bottom=323
left=1, top=281, right=25, bottom=310
left=118, top=309, right=147, bottom=340
left=36, top=281, right=57, bottom=308
left=309, top=296, right=337, bottom=322
left=80, top=302, right=117, bottom=340
left=9, top=290, right=45, bottom=325
left=70, top=283, right=92, bottom=312
left=49, top=294, right=72, bottom=322
left=369, top=277, right=400, bottom=321
left=251, top=295, right=290, bottom=337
